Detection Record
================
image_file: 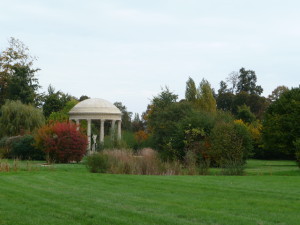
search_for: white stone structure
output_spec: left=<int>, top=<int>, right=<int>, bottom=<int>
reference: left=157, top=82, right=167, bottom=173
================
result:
left=69, top=98, right=122, bottom=150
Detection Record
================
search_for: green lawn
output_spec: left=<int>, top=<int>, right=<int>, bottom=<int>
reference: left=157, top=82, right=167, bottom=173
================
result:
left=0, top=160, right=299, bottom=225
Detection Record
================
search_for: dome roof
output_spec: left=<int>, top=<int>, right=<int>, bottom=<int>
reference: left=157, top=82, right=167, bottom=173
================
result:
left=69, top=98, right=121, bottom=115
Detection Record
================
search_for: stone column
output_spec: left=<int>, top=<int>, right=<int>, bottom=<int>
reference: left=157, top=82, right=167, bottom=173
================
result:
left=87, top=119, right=91, bottom=150
left=111, top=120, right=116, bottom=130
left=75, top=119, right=80, bottom=131
left=117, top=120, right=121, bottom=140
left=110, top=120, right=116, bottom=142
left=100, top=119, right=105, bottom=143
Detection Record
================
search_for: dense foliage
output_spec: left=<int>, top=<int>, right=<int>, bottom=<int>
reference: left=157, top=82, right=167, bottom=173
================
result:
left=1, top=37, right=299, bottom=167
left=42, top=85, right=74, bottom=118
left=294, top=139, right=300, bottom=168
left=0, top=100, right=45, bottom=137
left=114, top=102, right=133, bottom=131
left=145, top=85, right=253, bottom=174
left=236, top=68, right=263, bottom=95
left=196, top=79, right=216, bottom=113
left=85, top=153, right=109, bottom=173
left=185, top=77, right=197, bottom=103
left=210, top=120, right=252, bottom=174
left=0, top=135, right=44, bottom=160
left=263, top=87, right=300, bottom=159
left=216, top=68, right=268, bottom=119
left=47, top=99, right=78, bottom=123
left=0, top=37, right=41, bottom=107
left=35, top=122, right=87, bottom=163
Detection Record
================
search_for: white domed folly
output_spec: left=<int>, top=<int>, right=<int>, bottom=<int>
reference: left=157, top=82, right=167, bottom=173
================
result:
left=69, top=98, right=122, bottom=151
left=69, top=98, right=121, bottom=115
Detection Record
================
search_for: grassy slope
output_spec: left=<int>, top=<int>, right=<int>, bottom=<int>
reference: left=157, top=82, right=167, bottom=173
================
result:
left=0, top=160, right=299, bottom=225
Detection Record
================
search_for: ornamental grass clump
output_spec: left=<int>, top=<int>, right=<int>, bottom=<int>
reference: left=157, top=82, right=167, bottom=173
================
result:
left=85, top=148, right=183, bottom=175
left=0, top=159, right=20, bottom=172
left=0, top=160, right=11, bottom=172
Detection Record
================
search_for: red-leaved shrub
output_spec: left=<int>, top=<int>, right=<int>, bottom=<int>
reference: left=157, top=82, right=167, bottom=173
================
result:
left=35, top=122, right=87, bottom=163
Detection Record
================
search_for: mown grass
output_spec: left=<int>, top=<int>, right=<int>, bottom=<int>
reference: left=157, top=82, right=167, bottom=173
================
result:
left=0, top=160, right=299, bottom=225
left=245, top=160, right=300, bottom=176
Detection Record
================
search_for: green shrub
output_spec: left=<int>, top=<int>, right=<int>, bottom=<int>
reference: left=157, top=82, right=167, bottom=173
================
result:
left=85, top=153, right=109, bottom=173
left=101, top=131, right=132, bottom=150
left=182, top=127, right=210, bottom=175
left=11, top=135, right=45, bottom=160
left=0, top=136, right=23, bottom=159
left=161, top=109, right=216, bottom=162
left=209, top=120, right=252, bottom=175
left=294, top=139, right=300, bottom=168
left=121, top=131, right=137, bottom=149
left=296, top=151, right=300, bottom=168
left=0, top=137, right=10, bottom=158
left=0, top=135, right=44, bottom=160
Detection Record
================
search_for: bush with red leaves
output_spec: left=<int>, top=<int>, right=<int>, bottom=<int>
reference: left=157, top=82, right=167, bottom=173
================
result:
left=35, top=122, right=87, bottom=163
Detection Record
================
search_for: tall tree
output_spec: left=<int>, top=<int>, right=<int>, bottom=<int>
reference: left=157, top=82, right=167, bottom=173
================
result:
left=151, top=86, right=178, bottom=109
left=236, top=104, right=256, bottom=123
left=196, top=79, right=216, bottom=113
left=268, top=85, right=289, bottom=102
left=216, top=80, right=234, bottom=112
left=79, top=95, right=89, bottom=101
left=0, top=37, right=40, bottom=106
left=47, top=99, right=78, bottom=123
left=131, top=113, right=145, bottom=132
left=226, top=71, right=239, bottom=94
left=216, top=92, right=235, bottom=112
left=0, top=100, right=45, bottom=137
left=263, top=87, right=300, bottom=159
left=146, top=99, right=194, bottom=157
left=236, top=68, right=263, bottom=95
left=42, top=85, right=73, bottom=118
left=7, top=65, right=39, bottom=104
left=114, top=102, right=132, bottom=131
left=218, top=81, right=229, bottom=95
left=185, top=77, right=197, bottom=103
left=144, top=87, right=178, bottom=132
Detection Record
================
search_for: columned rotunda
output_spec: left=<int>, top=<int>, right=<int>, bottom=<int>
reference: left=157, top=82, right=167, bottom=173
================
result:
left=69, top=98, right=122, bottom=150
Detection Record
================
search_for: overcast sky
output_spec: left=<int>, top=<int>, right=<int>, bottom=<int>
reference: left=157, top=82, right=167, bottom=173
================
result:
left=1, top=0, right=300, bottom=115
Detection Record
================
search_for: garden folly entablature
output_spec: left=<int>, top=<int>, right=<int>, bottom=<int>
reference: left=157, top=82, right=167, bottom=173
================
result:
left=69, top=98, right=122, bottom=150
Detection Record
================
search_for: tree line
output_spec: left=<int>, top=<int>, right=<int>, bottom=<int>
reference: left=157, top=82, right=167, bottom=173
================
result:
left=1, top=37, right=300, bottom=169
